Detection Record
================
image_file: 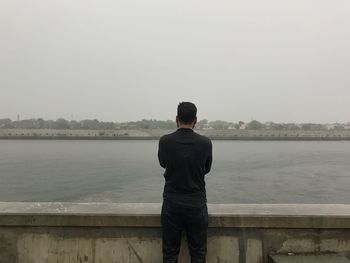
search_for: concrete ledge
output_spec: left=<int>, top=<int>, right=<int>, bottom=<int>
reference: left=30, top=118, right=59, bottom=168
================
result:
left=269, top=254, right=350, bottom=263
left=1, top=203, right=350, bottom=262
left=1, top=202, right=350, bottom=228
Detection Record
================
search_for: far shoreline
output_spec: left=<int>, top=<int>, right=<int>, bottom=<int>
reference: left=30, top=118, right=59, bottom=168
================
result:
left=1, top=136, right=350, bottom=141
left=1, top=128, right=350, bottom=141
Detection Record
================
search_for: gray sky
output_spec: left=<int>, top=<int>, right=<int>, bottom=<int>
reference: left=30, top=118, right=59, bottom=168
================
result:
left=1, top=0, right=349, bottom=123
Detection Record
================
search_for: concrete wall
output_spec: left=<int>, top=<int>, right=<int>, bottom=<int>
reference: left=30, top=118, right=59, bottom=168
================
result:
left=1, top=128, right=350, bottom=140
left=0, top=203, right=350, bottom=262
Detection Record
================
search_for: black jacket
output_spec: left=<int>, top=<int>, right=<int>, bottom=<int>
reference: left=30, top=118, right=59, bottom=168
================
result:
left=158, top=128, right=212, bottom=207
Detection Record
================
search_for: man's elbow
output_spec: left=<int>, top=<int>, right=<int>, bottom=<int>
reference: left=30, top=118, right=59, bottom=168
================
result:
left=204, top=164, right=211, bottom=174
left=159, top=159, right=166, bottom=168
left=205, top=159, right=212, bottom=174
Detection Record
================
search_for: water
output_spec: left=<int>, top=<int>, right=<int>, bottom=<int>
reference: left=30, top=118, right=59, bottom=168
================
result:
left=0, top=140, right=349, bottom=204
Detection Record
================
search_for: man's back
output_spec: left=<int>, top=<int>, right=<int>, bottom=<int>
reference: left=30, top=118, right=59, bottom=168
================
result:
left=158, top=127, right=212, bottom=207
left=159, top=101, right=212, bottom=263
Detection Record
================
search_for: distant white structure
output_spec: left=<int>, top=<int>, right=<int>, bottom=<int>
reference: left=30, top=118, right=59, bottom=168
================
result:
left=325, top=124, right=335, bottom=130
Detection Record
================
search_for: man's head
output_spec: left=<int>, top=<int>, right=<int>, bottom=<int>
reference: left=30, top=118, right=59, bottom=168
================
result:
left=176, top=102, right=197, bottom=128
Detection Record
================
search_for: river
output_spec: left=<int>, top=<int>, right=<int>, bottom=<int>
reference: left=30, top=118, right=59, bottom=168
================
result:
left=0, top=140, right=349, bottom=203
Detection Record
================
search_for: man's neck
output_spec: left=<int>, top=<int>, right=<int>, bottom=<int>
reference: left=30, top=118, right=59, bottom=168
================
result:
left=178, top=125, right=193, bottom=129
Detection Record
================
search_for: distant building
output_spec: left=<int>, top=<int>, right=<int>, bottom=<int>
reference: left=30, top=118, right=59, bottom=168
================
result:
left=202, top=125, right=213, bottom=130
left=325, top=124, right=335, bottom=130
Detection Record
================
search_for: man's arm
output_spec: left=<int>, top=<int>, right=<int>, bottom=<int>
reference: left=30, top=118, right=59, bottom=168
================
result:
left=205, top=140, right=212, bottom=174
left=158, top=137, right=166, bottom=168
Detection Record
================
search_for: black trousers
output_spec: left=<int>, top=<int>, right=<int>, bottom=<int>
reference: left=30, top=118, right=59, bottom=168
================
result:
left=161, top=200, right=208, bottom=263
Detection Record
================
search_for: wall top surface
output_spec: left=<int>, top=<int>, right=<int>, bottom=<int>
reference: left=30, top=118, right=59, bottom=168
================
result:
left=1, top=202, right=350, bottom=228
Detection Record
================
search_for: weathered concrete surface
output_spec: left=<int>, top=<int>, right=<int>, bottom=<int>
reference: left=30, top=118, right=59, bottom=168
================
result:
left=0, top=203, right=350, bottom=262
left=1, top=228, right=242, bottom=263
left=246, top=239, right=263, bottom=263
left=269, top=254, right=350, bottom=263
left=1, top=203, right=350, bottom=228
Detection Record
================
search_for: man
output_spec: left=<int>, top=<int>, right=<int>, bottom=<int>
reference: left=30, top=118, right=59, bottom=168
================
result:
left=158, top=102, right=213, bottom=263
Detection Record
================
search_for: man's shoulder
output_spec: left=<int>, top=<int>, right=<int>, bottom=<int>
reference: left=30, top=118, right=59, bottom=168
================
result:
left=159, top=131, right=177, bottom=142
left=193, top=131, right=212, bottom=145
left=159, top=130, right=212, bottom=146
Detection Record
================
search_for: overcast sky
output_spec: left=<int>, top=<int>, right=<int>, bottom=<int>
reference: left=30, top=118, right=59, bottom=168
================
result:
left=0, top=0, right=349, bottom=123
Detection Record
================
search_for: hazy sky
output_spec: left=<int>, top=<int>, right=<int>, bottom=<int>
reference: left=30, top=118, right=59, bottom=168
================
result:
left=1, top=0, right=349, bottom=123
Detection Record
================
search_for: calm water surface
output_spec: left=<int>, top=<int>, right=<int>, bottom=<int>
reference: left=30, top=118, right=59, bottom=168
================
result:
left=0, top=140, right=349, bottom=203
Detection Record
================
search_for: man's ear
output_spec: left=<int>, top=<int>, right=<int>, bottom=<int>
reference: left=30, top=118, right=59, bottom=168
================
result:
left=193, top=117, right=197, bottom=128
left=176, top=116, right=179, bottom=128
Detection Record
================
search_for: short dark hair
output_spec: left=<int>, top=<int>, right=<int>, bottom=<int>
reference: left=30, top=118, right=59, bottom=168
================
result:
left=177, top=102, right=197, bottom=124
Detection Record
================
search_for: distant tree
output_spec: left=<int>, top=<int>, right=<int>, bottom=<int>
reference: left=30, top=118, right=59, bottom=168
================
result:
left=44, top=120, right=55, bottom=129
left=99, top=122, right=114, bottom=129
left=209, top=120, right=229, bottom=130
left=0, top=118, right=12, bottom=128
left=272, top=123, right=285, bottom=130
left=246, top=120, right=264, bottom=130
left=54, top=118, right=70, bottom=129
left=227, top=122, right=235, bottom=129
left=301, top=123, right=324, bottom=131
left=13, top=119, right=37, bottom=129
left=81, top=119, right=99, bottom=129
left=37, top=118, right=45, bottom=129
left=1, top=117, right=343, bottom=131
left=234, top=123, right=240, bottom=130
left=196, top=119, right=209, bottom=129
left=285, top=123, right=300, bottom=130
left=197, top=119, right=208, bottom=125
left=70, top=120, right=82, bottom=129
left=138, top=119, right=151, bottom=129
left=164, top=120, right=176, bottom=129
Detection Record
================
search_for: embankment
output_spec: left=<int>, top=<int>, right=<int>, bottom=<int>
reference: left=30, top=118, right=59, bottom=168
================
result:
left=0, top=202, right=350, bottom=262
left=1, top=128, right=350, bottom=140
